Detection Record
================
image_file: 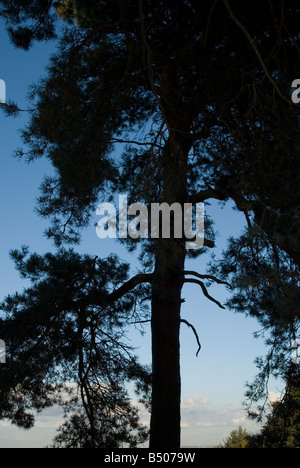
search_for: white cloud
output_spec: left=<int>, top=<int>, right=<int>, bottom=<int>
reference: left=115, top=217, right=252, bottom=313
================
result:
left=181, top=393, right=210, bottom=410
left=195, top=421, right=227, bottom=428
left=0, top=406, right=64, bottom=448
left=232, top=416, right=247, bottom=425
left=0, top=392, right=262, bottom=448
left=180, top=393, right=262, bottom=447
left=268, top=391, right=283, bottom=403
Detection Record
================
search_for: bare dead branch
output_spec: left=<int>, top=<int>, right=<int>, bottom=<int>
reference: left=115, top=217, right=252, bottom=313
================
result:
left=184, top=270, right=232, bottom=288
left=184, top=278, right=225, bottom=309
left=181, top=319, right=201, bottom=357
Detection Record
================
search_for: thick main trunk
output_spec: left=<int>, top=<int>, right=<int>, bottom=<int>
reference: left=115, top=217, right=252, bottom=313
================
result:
left=150, top=242, right=185, bottom=448
left=149, top=134, right=189, bottom=448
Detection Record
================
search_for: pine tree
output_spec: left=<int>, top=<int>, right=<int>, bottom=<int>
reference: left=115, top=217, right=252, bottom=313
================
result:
left=256, top=365, right=300, bottom=448
left=0, top=248, right=151, bottom=447
left=218, top=426, right=253, bottom=449
left=1, top=0, right=300, bottom=447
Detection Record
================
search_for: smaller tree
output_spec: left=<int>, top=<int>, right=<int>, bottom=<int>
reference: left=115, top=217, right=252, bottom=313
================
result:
left=50, top=387, right=149, bottom=448
left=252, top=365, right=300, bottom=448
left=219, top=365, right=300, bottom=449
left=0, top=247, right=151, bottom=447
left=218, top=427, right=253, bottom=449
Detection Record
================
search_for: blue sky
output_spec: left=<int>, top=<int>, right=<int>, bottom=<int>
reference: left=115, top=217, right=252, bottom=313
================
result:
left=0, top=18, right=283, bottom=447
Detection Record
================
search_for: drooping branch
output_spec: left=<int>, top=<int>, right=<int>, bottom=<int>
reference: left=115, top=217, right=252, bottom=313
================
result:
left=180, top=319, right=201, bottom=357
left=184, top=278, right=225, bottom=309
left=184, top=270, right=232, bottom=288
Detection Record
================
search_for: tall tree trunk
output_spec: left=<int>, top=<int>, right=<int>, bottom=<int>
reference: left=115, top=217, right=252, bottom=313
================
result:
left=150, top=243, right=185, bottom=448
left=149, top=135, right=189, bottom=448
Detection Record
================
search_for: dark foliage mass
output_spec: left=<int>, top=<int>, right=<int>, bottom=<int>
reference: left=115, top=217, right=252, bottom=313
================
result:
left=0, top=247, right=151, bottom=447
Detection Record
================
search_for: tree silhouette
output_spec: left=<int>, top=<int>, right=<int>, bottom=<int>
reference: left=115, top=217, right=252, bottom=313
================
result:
left=0, top=248, right=151, bottom=447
